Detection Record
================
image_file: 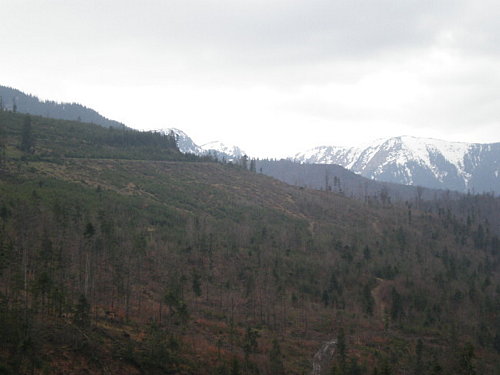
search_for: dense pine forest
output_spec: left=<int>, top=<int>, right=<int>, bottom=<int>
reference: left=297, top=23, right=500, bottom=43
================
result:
left=0, top=111, right=499, bottom=374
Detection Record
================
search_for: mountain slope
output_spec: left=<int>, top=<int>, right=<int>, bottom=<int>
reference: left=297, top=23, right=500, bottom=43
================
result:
left=294, top=136, right=500, bottom=194
left=156, top=127, right=203, bottom=155
left=1, top=112, right=500, bottom=374
left=255, top=159, right=456, bottom=202
left=0, top=85, right=127, bottom=129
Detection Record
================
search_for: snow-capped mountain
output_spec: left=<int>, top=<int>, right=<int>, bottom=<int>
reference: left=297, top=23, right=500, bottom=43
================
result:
left=160, top=128, right=203, bottom=155
left=200, top=141, right=246, bottom=162
left=159, top=128, right=246, bottom=162
left=294, top=136, right=500, bottom=194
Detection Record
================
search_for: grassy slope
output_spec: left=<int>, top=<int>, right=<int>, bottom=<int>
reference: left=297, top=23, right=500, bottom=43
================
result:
left=1, top=111, right=499, bottom=374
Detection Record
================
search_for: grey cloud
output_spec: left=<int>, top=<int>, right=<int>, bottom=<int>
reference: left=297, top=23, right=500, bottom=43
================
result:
left=3, top=1, right=490, bottom=76
left=2, top=0, right=500, bottom=151
left=34, top=1, right=465, bottom=64
left=143, top=0, right=464, bottom=64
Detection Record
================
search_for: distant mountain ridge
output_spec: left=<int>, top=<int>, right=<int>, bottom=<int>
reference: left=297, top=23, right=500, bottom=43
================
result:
left=3, top=84, right=497, bottom=195
left=161, top=129, right=499, bottom=195
left=160, top=128, right=246, bottom=162
left=255, top=159, right=456, bottom=202
left=294, top=136, right=500, bottom=194
left=0, top=85, right=126, bottom=129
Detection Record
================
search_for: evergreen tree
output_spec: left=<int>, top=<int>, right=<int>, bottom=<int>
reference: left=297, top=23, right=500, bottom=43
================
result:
left=429, top=355, right=443, bottom=375
left=73, top=294, right=90, bottom=327
left=269, top=339, right=285, bottom=375
left=346, top=358, right=363, bottom=375
left=379, top=358, right=392, bottom=375
left=322, top=289, right=330, bottom=307
left=362, top=284, right=374, bottom=315
left=192, top=271, right=202, bottom=297
left=493, top=333, right=500, bottom=353
left=230, top=357, right=241, bottom=375
left=249, top=159, right=257, bottom=173
left=243, top=327, right=259, bottom=362
left=414, top=339, right=423, bottom=375
left=0, top=120, right=4, bottom=167
left=456, top=342, right=476, bottom=375
left=20, top=115, right=34, bottom=153
left=84, top=222, right=95, bottom=238
left=363, top=245, right=371, bottom=260
left=241, top=154, right=248, bottom=169
left=335, top=327, right=347, bottom=373
left=390, top=287, right=403, bottom=322
left=164, top=285, right=189, bottom=326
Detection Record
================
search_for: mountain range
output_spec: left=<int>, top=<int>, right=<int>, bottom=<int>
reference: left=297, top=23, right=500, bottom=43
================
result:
left=2, top=84, right=498, bottom=195
left=165, top=128, right=500, bottom=195
left=294, top=136, right=500, bottom=194
left=165, top=129, right=453, bottom=201
left=163, top=128, right=246, bottom=162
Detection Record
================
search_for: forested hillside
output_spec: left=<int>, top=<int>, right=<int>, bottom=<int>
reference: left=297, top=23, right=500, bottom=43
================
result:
left=0, top=111, right=499, bottom=374
left=255, top=159, right=461, bottom=203
left=0, top=85, right=127, bottom=129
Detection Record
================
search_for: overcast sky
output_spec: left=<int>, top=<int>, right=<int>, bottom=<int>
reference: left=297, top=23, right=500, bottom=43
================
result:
left=2, top=1, right=500, bottom=157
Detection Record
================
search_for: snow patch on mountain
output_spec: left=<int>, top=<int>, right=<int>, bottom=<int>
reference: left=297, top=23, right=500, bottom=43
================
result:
left=154, top=128, right=246, bottom=161
left=399, top=136, right=472, bottom=180
left=152, top=128, right=203, bottom=154
left=201, top=141, right=246, bottom=160
left=294, top=135, right=500, bottom=194
left=296, top=136, right=473, bottom=183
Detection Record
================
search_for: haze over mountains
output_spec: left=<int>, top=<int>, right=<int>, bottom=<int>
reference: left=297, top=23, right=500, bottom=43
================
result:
left=2, top=84, right=499, bottom=195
